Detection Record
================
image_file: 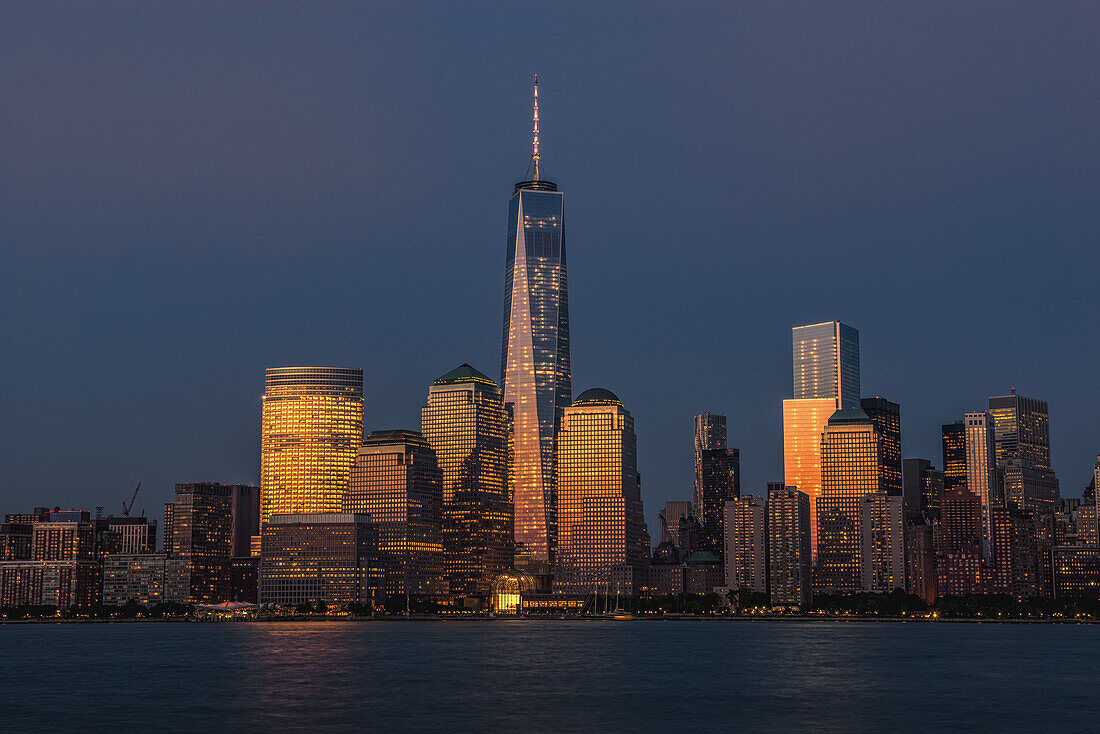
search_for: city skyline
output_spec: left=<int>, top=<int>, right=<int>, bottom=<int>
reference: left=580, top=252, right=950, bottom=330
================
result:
left=3, top=3, right=1099, bottom=541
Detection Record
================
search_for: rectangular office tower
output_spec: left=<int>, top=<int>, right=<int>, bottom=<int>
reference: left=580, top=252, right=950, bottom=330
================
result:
left=861, top=398, right=901, bottom=497
left=941, top=420, right=967, bottom=492
left=988, top=393, right=1060, bottom=513
left=815, top=409, right=883, bottom=594
left=421, top=364, right=514, bottom=599
left=554, top=389, right=648, bottom=595
left=168, top=483, right=233, bottom=603
left=260, top=367, right=364, bottom=524
left=783, top=321, right=860, bottom=558
left=345, top=431, right=446, bottom=603
left=500, top=83, right=571, bottom=573
left=767, top=484, right=812, bottom=608
left=694, top=413, right=740, bottom=558
left=260, top=513, right=381, bottom=607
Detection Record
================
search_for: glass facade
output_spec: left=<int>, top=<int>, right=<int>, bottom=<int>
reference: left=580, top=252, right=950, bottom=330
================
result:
left=500, top=182, right=570, bottom=569
left=792, top=321, right=860, bottom=409
left=782, top=397, right=838, bottom=558
left=941, top=420, right=967, bottom=492
left=693, top=413, right=739, bottom=558
left=988, top=393, right=1060, bottom=512
left=553, top=390, right=647, bottom=594
left=815, top=410, right=882, bottom=594
left=421, top=364, right=514, bottom=598
left=169, top=482, right=233, bottom=603
left=861, top=397, right=902, bottom=497
left=260, top=367, right=364, bottom=524
left=344, top=431, right=446, bottom=602
left=964, top=411, right=997, bottom=562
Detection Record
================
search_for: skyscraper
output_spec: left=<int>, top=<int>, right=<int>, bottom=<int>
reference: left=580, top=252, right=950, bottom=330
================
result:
left=420, top=364, right=513, bottom=598
left=941, top=420, right=967, bottom=492
left=767, top=483, right=812, bottom=608
left=554, top=389, right=648, bottom=595
left=783, top=321, right=860, bottom=558
left=724, top=496, right=767, bottom=594
left=658, top=501, right=693, bottom=546
left=792, top=321, right=861, bottom=408
left=988, top=392, right=1060, bottom=513
left=500, top=78, right=571, bottom=572
left=964, top=411, right=997, bottom=562
left=344, top=430, right=446, bottom=604
left=260, top=367, right=364, bottom=524
left=902, top=458, right=944, bottom=521
left=861, top=397, right=901, bottom=497
left=815, top=409, right=883, bottom=594
left=168, top=482, right=233, bottom=603
left=693, top=413, right=740, bottom=558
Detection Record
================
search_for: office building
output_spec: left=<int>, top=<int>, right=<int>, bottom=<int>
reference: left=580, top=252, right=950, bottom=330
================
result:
left=989, top=393, right=1060, bottom=513
left=905, top=522, right=936, bottom=603
left=964, top=411, right=997, bottom=562
left=229, top=485, right=261, bottom=558
left=554, top=389, right=648, bottom=595
left=724, top=496, right=766, bottom=594
left=784, top=320, right=860, bottom=558
left=815, top=409, right=882, bottom=593
left=500, top=78, right=571, bottom=572
left=167, top=483, right=233, bottom=603
left=260, top=513, right=382, bottom=607
left=767, top=483, right=812, bottom=607
left=260, top=366, right=364, bottom=524
left=102, top=554, right=188, bottom=606
left=345, top=430, right=446, bottom=602
left=694, top=413, right=740, bottom=557
left=421, top=364, right=513, bottom=598
left=941, top=421, right=967, bottom=492
left=1052, top=547, right=1100, bottom=600
left=861, top=398, right=901, bottom=497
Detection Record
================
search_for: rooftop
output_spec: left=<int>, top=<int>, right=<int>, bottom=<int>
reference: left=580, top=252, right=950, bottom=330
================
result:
left=433, top=363, right=497, bottom=387
left=573, top=388, right=622, bottom=407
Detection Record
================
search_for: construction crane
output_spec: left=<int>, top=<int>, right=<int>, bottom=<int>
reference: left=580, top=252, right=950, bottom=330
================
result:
left=122, top=482, right=142, bottom=517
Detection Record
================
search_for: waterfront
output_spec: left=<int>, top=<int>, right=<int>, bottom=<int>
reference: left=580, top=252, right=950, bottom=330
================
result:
left=3, top=620, right=1097, bottom=732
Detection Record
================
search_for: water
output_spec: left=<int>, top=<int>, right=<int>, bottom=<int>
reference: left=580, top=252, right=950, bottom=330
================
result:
left=2, top=619, right=1096, bottom=732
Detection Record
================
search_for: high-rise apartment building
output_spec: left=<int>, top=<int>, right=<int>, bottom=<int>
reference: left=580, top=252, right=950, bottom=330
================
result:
left=941, top=421, right=967, bottom=492
left=554, top=389, right=648, bottom=595
left=260, top=513, right=382, bottom=607
left=693, top=413, right=740, bottom=558
left=784, top=321, right=860, bottom=558
left=860, top=492, right=905, bottom=593
left=861, top=398, right=901, bottom=497
left=168, top=483, right=233, bottom=603
left=420, top=364, right=513, bottom=598
left=964, top=412, right=997, bottom=562
left=0, top=510, right=102, bottom=609
left=102, top=554, right=188, bottom=606
left=260, top=367, right=364, bottom=524
left=988, top=393, right=1060, bottom=513
left=724, top=496, right=767, bottom=594
left=500, top=79, right=571, bottom=572
left=766, top=483, right=812, bottom=608
left=815, top=409, right=882, bottom=594
left=345, top=430, right=446, bottom=603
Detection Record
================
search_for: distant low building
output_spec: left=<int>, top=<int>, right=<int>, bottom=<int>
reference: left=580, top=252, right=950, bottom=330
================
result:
left=102, top=553, right=188, bottom=606
left=1052, top=547, right=1100, bottom=600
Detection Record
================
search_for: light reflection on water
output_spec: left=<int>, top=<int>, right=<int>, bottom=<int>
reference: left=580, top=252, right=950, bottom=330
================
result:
left=2, top=620, right=1097, bottom=732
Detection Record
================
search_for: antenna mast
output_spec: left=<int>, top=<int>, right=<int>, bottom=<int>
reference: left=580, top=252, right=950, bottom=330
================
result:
left=532, top=74, right=540, bottom=181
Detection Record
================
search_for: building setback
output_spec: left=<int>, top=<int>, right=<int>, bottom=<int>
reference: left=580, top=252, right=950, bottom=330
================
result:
left=694, top=413, right=740, bottom=559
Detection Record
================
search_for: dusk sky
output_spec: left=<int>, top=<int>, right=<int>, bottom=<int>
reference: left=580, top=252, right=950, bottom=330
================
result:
left=2, top=2, right=1098, bottom=533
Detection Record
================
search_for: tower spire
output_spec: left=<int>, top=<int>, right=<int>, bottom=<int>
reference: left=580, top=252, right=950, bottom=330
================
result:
left=532, top=73, right=540, bottom=181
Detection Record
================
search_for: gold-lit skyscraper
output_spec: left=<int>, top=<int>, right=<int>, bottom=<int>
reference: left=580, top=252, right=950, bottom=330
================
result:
left=500, top=78, right=571, bottom=572
left=554, top=389, right=647, bottom=594
left=816, top=408, right=883, bottom=594
left=421, top=364, right=514, bottom=598
left=964, top=411, right=997, bottom=562
left=260, top=367, right=364, bottom=524
left=783, top=321, right=860, bottom=560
